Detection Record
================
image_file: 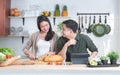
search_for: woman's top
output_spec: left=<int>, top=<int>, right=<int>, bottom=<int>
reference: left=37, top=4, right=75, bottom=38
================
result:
left=36, top=39, right=50, bottom=58
left=23, top=31, right=59, bottom=57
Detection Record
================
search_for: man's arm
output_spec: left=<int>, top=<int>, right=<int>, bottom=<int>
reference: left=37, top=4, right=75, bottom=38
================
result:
left=58, top=39, right=76, bottom=59
left=58, top=43, right=68, bottom=59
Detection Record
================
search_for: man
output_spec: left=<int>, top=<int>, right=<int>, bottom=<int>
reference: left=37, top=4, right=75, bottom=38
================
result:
left=55, top=19, right=98, bottom=61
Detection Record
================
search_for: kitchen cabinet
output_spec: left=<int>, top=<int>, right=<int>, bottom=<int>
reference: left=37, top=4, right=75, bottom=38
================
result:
left=0, top=0, right=11, bottom=36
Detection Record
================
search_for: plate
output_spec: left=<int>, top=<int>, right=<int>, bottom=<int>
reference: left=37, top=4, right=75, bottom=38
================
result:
left=10, top=26, right=16, bottom=33
left=17, top=26, right=23, bottom=33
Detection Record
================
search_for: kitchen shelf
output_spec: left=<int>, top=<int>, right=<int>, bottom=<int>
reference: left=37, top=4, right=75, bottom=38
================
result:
left=77, top=12, right=110, bottom=16
left=8, top=34, right=29, bottom=44
left=8, top=35, right=29, bottom=37
left=9, top=16, right=70, bottom=25
left=9, top=16, right=70, bottom=18
left=9, top=16, right=38, bottom=18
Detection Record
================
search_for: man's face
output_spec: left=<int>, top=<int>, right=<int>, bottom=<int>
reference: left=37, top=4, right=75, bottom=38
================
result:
left=62, top=24, right=72, bottom=38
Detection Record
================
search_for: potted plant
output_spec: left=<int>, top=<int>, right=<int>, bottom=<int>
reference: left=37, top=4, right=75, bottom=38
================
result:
left=107, top=51, right=119, bottom=64
left=100, top=56, right=109, bottom=65
left=57, top=22, right=63, bottom=36
left=57, top=22, right=63, bottom=31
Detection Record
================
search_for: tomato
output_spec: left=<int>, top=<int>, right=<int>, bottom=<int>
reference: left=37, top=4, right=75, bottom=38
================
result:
left=6, top=54, right=12, bottom=59
left=48, top=62, right=51, bottom=65
left=56, top=61, right=62, bottom=65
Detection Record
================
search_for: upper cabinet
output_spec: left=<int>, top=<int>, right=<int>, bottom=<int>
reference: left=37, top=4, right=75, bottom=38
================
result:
left=0, top=0, right=11, bottom=36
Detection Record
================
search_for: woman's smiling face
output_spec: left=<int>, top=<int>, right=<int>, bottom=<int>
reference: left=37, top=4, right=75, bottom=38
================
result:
left=39, top=21, right=50, bottom=33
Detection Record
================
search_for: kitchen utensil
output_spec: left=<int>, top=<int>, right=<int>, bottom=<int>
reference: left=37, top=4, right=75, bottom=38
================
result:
left=78, top=16, right=81, bottom=33
left=84, top=16, right=87, bottom=30
left=81, top=16, right=84, bottom=32
left=87, top=16, right=91, bottom=33
left=12, top=60, right=34, bottom=65
left=90, top=16, right=96, bottom=32
left=93, top=16, right=106, bottom=37
left=104, top=16, right=111, bottom=34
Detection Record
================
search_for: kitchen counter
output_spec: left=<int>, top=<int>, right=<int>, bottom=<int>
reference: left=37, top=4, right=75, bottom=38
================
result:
left=0, top=64, right=120, bottom=75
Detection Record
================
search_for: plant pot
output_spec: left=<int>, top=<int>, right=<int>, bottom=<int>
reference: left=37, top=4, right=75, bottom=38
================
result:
left=110, top=59, right=117, bottom=64
left=101, top=60, right=108, bottom=65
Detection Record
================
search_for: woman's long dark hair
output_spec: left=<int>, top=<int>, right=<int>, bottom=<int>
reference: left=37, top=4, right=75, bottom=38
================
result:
left=37, top=15, right=54, bottom=41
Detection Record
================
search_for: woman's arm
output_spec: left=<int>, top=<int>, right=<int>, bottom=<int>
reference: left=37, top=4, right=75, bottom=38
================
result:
left=24, top=49, right=35, bottom=60
left=23, top=32, right=39, bottom=60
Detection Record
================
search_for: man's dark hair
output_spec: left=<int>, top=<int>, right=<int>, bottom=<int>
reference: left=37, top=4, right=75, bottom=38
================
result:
left=62, top=19, right=78, bottom=33
left=37, top=15, right=54, bottom=41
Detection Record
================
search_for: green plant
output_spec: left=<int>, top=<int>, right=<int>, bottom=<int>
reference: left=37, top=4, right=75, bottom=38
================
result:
left=0, top=52, right=6, bottom=62
left=100, top=56, right=109, bottom=60
left=107, top=51, right=119, bottom=60
left=57, top=22, right=63, bottom=31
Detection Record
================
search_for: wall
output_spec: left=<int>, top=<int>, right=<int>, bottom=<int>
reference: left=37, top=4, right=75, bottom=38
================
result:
left=117, top=0, right=120, bottom=53
left=0, top=0, right=119, bottom=57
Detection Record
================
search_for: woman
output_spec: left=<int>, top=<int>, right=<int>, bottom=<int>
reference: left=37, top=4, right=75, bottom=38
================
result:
left=23, top=15, right=59, bottom=60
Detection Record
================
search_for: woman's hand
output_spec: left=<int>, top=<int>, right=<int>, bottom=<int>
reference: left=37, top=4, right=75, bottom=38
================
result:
left=24, top=50, right=35, bottom=60
left=45, top=52, right=55, bottom=56
left=28, top=53, right=36, bottom=60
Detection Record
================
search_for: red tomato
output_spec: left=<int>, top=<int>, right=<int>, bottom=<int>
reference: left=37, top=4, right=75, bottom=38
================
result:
left=48, top=62, right=51, bottom=65
left=56, top=62, right=62, bottom=65
left=6, top=54, right=12, bottom=59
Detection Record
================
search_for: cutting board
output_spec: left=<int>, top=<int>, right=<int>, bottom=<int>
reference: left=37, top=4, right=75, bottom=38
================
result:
left=12, top=60, right=48, bottom=65
left=0, top=56, right=21, bottom=67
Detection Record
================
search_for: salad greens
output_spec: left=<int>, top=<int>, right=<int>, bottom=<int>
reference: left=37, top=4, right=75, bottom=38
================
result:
left=0, top=52, right=6, bottom=62
left=0, top=48, right=15, bottom=56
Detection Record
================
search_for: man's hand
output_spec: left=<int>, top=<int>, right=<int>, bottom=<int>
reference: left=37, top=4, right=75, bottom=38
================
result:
left=65, top=39, right=76, bottom=47
left=91, top=51, right=98, bottom=58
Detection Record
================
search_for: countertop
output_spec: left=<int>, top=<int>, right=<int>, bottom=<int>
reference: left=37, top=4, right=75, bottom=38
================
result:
left=0, top=64, right=120, bottom=75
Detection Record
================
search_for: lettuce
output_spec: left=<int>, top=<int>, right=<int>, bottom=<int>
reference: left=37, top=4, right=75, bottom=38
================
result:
left=0, top=48, right=15, bottom=56
left=0, top=52, right=6, bottom=62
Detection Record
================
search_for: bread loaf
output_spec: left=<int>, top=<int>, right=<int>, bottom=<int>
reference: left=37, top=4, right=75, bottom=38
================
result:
left=44, top=55, right=64, bottom=62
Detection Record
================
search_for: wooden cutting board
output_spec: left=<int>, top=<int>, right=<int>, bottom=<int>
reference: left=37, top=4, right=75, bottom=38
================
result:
left=0, top=56, right=21, bottom=67
left=12, top=60, right=48, bottom=65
